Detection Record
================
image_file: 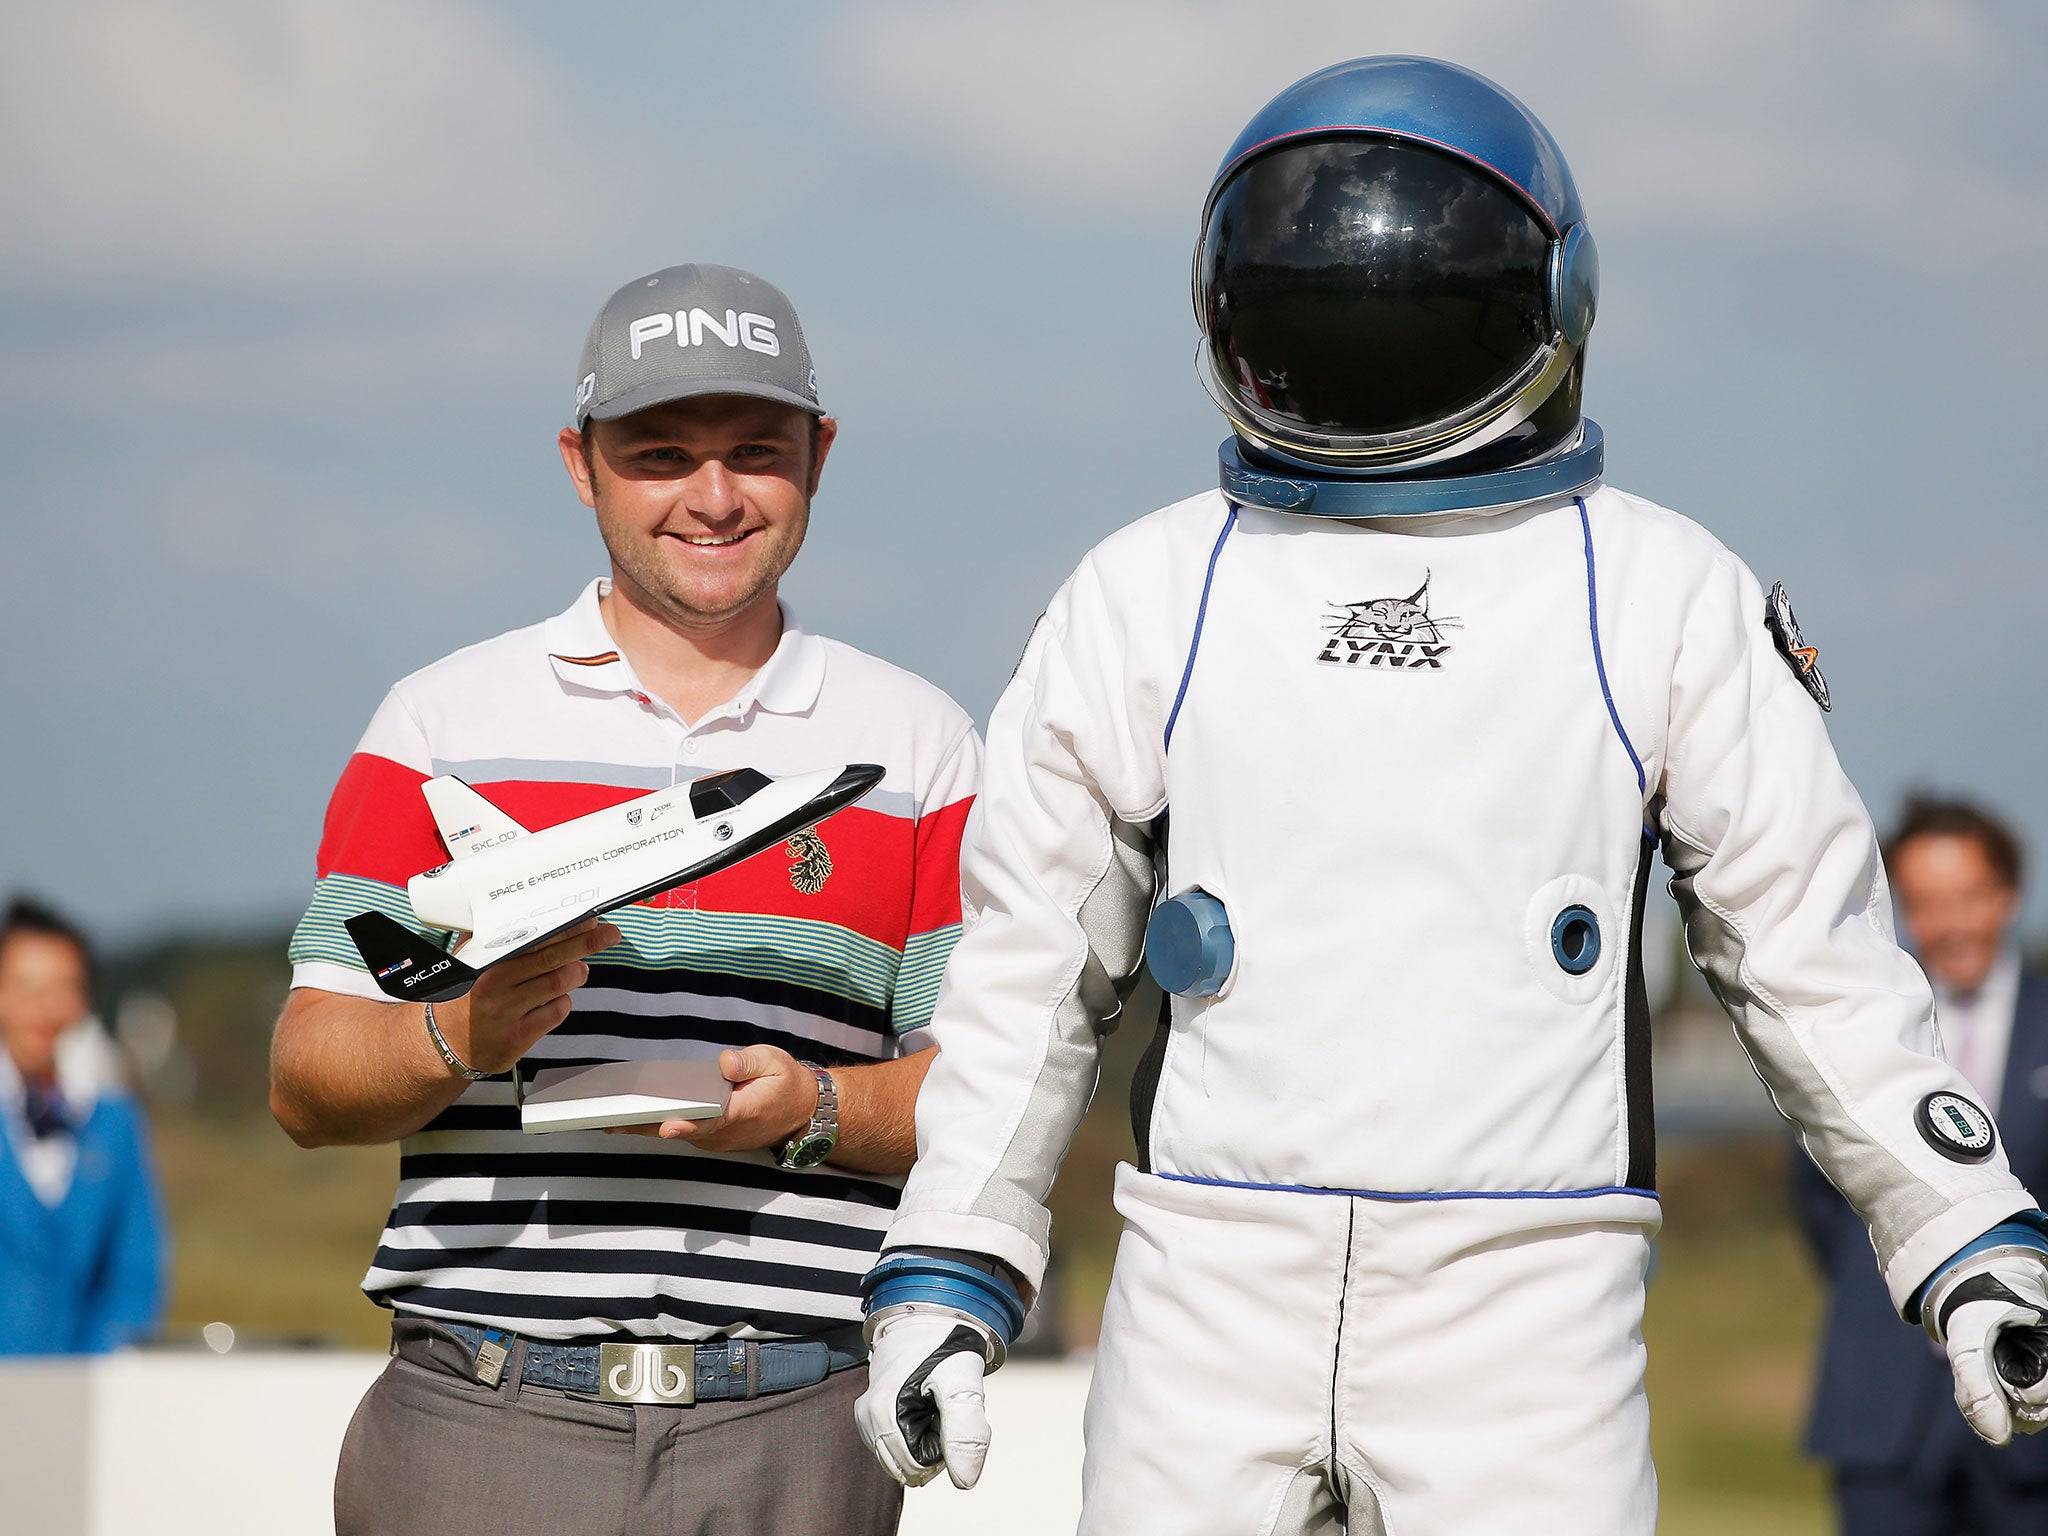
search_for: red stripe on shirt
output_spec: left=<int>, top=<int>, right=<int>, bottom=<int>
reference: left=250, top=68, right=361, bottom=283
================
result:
left=910, top=795, right=972, bottom=933
left=670, top=803, right=913, bottom=945
left=315, top=753, right=441, bottom=885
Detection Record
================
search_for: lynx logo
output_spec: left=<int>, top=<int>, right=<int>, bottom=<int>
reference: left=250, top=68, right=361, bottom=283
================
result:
left=1317, top=573, right=1460, bottom=670
left=627, top=309, right=780, bottom=360
left=787, top=830, right=832, bottom=895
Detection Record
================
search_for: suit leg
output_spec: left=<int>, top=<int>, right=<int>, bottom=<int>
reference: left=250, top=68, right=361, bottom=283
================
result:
left=1832, top=1470, right=1955, bottom=1536
left=1957, top=1440, right=2048, bottom=1536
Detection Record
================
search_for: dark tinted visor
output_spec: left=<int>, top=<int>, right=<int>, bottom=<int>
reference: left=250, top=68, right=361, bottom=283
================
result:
left=1199, top=136, right=1554, bottom=442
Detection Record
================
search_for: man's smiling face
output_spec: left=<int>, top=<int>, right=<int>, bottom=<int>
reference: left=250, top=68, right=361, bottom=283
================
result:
left=562, top=395, right=834, bottom=632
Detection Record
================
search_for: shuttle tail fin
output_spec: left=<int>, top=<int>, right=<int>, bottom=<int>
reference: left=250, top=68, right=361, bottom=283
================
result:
left=423, top=776, right=531, bottom=860
left=345, top=911, right=481, bottom=1003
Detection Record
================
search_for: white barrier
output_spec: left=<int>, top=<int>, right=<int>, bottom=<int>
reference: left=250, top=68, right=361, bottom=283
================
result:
left=0, top=1352, right=386, bottom=1536
left=900, top=1358, right=1089, bottom=1536
left=0, top=1351, right=1091, bottom=1535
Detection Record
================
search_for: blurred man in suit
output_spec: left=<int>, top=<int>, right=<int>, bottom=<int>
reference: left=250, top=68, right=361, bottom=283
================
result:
left=1796, top=796, right=2048, bottom=1533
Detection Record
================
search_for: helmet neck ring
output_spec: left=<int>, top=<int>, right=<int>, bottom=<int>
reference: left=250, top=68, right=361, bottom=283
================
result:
left=1220, top=420, right=1604, bottom=519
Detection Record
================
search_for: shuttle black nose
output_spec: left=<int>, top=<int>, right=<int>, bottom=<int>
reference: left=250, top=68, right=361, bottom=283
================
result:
left=828, top=764, right=886, bottom=802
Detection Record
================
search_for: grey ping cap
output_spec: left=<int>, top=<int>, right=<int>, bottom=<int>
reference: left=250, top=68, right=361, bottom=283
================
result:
left=573, top=264, right=823, bottom=427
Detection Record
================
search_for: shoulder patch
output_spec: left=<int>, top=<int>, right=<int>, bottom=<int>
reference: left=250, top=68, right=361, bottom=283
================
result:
left=1917, top=1091, right=1997, bottom=1163
left=1764, top=581, right=1831, bottom=712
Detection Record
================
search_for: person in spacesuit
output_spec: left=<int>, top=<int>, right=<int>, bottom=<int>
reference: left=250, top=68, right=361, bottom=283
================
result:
left=852, top=56, right=2048, bottom=1534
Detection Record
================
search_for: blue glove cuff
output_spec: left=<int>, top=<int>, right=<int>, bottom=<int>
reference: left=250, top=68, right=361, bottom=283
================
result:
left=861, top=1252, right=1028, bottom=1345
left=1907, top=1210, right=2048, bottom=1324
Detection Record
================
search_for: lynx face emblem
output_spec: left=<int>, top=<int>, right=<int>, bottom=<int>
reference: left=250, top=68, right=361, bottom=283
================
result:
left=787, top=830, right=833, bottom=894
left=1317, top=572, right=1461, bottom=670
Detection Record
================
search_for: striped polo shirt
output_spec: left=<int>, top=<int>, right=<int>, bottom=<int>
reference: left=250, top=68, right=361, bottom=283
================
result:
left=289, top=579, right=979, bottom=1341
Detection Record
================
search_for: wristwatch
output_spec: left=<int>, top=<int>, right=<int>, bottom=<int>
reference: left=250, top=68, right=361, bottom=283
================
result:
left=776, top=1063, right=839, bottom=1170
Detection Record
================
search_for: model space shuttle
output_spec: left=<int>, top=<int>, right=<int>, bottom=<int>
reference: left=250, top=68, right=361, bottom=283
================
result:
left=346, top=763, right=883, bottom=1004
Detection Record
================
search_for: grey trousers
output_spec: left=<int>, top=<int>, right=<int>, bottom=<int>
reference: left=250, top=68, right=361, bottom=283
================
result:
left=335, top=1320, right=904, bottom=1536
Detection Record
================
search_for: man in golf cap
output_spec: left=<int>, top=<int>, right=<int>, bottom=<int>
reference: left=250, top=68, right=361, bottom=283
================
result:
left=273, top=265, right=979, bottom=1536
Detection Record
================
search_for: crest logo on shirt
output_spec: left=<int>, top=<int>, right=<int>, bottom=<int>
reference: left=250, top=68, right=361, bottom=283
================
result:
left=1316, top=572, right=1460, bottom=670
left=787, top=830, right=832, bottom=895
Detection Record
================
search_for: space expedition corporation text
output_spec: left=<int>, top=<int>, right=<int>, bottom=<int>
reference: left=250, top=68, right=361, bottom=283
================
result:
left=488, top=826, right=690, bottom=902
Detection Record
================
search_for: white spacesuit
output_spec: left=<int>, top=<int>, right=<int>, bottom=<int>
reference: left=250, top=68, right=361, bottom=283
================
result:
left=856, top=56, right=2048, bottom=1535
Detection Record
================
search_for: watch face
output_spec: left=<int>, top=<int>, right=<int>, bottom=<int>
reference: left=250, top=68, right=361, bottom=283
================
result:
left=781, top=1131, right=835, bottom=1170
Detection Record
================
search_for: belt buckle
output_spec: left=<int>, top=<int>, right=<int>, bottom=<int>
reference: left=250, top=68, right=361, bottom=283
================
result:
left=597, top=1342, right=697, bottom=1404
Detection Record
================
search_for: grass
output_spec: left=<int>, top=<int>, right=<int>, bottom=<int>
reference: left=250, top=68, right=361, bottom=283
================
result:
left=1645, top=1141, right=1832, bottom=1535
left=155, top=1115, right=397, bottom=1349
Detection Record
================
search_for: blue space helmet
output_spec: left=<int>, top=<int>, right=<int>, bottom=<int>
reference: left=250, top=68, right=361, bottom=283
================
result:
left=1195, top=57, right=1599, bottom=479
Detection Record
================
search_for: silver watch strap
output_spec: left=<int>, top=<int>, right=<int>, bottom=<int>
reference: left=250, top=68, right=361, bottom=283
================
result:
left=774, top=1063, right=839, bottom=1170
left=800, top=1062, right=839, bottom=1131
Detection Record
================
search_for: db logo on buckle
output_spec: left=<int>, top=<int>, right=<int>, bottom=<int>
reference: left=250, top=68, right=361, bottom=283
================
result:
left=598, top=1342, right=697, bottom=1403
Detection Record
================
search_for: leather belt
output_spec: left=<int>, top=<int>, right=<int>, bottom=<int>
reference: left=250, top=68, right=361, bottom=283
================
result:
left=425, top=1320, right=866, bottom=1404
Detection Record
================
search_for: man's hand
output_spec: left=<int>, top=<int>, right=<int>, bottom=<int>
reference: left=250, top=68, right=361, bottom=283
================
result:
left=435, top=920, right=620, bottom=1074
left=1930, top=1250, right=2048, bottom=1445
left=856, top=1311, right=994, bottom=1489
left=607, top=1045, right=817, bottom=1152
left=270, top=918, right=624, bottom=1147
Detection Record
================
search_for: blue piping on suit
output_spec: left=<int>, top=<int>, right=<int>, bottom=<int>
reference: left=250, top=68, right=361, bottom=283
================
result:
left=1156, top=1170, right=1660, bottom=1203
left=1578, top=497, right=1646, bottom=797
left=1164, top=507, right=1238, bottom=751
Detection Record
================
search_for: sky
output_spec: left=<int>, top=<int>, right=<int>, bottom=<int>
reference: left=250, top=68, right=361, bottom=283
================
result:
left=4, top=0, right=2046, bottom=945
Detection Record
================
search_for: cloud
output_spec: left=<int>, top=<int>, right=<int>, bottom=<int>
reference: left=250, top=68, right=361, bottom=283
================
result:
left=0, top=296, right=576, bottom=432
left=822, top=0, right=2048, bottom=282
left=0, top=0, right=584, bottom=295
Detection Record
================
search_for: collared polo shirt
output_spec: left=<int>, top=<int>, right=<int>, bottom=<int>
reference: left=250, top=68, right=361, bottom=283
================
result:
left=289, top=579, right=979, bottom=1340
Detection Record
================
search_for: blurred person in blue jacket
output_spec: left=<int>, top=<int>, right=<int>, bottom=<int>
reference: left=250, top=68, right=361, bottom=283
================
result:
left=1796, top=797, right=2048, bottom=1534
left=0, top=898, right=166, bottom=1354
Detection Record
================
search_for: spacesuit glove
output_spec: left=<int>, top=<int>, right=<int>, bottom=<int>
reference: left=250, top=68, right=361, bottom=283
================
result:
left=1924, top=1246, right=2048, bottom=1446
left=855, top=1309, right=996, bottom=1489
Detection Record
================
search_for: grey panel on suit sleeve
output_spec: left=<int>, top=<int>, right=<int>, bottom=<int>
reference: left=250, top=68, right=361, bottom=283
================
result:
left=1663, top=830, right=1951, bottom=1269
left=963, top=813, right=1156, bottom=1242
